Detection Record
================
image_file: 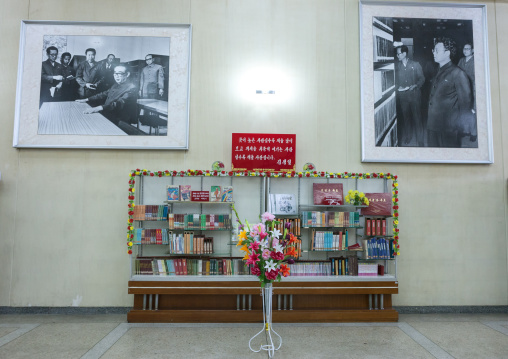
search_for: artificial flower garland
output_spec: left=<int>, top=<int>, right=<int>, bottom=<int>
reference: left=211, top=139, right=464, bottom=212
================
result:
left=127, top=169, right=400, bottom=256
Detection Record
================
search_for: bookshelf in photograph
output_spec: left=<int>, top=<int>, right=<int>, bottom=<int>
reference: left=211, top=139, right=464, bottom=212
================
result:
left=373, top=16, right=397, bottom=147
left=127, top=171, right=399, bottom=323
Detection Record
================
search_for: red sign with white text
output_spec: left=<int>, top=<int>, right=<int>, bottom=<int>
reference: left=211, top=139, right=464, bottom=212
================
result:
left=232, top=133, right=296, bottom=172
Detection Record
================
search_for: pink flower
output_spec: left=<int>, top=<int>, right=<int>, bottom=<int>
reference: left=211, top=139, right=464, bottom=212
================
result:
left=272, top=237, right=279, bottom=247
left=249, top=241, right=260, bottom=252
left=265, top=269, right=279, bottom=281
left=270, top=251, right=284, bottom=261
left=262, top=249, right=271, bottom=260
left=259, top=232, right=268, bottom=240
left=250, top=223, right=266, bottom=236
left=261, top=212, right=275, bottom=223
left=246, top=253, right=260, bottom=266
left=251, top=265, right=261, bottom=276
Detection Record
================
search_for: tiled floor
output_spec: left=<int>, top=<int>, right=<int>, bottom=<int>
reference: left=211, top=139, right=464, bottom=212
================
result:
left=0, top=313, right=508, bottom=358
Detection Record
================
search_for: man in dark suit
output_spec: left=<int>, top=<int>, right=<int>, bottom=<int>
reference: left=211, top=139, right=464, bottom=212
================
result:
left=76, top=48, right=102, bottom=99
left=427, top=37, right=475, bottom=148
left=97, top=54, right=116, bottom=92
left=40, top=46, right=63, bottom=106
left=76, top=64, right=138, bottom=125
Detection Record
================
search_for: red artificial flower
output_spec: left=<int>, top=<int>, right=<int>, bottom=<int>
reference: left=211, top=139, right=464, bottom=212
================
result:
left=394, top=235, right=399, bottom=240
left=265, top=269, right=279, bottom=281
left=298, top=173, right=302, bottom=178
left=251, top=265, right=261, bottom=276
left=358, top=173, right=362, bottom=176
left=395, top=190, right=398, bottom=194
left=143, top=171, right=147, bottom=175
left=305, top=173, right=310, bottom=177
left=128, top=203, right=132, bottom=208
left=128, top=219, right=133, bottom=223
left=130, top=234, right=134, bottom=239
left=270, top=251, right=284, bottom=261
left=344, top=172, right=348, bottom=174
left=394, top=228, right=399, bottom=232
left=128, top=196, right=134, bottom=200
left=127, top=249, right=132, bottom=255
left=320, top=171, right=325, bottom=177
left=128, top=211, right=134, bottom=216
left=394, top=212, right=399, bottom=217
left=150, top=173, right=154, bottom=177
left=373, top=173, right=378, bottom=178
left=387, top=172, right=391, bottom=177
left=337, top=174, right=341, bottom=178
left=352, top=172, right=356, bottom=176
left=228, top=171, right=233, bottom=176
left=366, top=175, right=370, bottom=179
left=394, top=175, right=398, bottom=179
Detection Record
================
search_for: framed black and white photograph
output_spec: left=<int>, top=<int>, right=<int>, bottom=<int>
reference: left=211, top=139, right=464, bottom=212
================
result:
left=360, top=1, right=493, bottom=163
left=13, top=21, right=191, bottom=149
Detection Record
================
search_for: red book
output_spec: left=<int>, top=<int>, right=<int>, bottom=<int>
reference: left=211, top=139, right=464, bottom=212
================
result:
left=313, top=183, right=343, bottom=205
left=376, top=219, right=381, bottom=236
left=366, top=219, right=371, bottom=236
left=382, top=219, right=386, bottom=236
left=182, top=258, right=188, bottom=275
left=361, top=193, right=392, bottom=216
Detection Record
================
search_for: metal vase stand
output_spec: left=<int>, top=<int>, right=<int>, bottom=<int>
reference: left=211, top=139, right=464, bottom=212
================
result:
left=248, top=283, right=282, bottom=357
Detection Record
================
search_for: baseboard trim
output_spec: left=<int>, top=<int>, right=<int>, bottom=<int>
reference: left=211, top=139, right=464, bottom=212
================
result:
left=1, top=306, right=507, bottom=315
left=395, top=306, right=508, bottom=314
left=0, top=307, right=131, bottom=315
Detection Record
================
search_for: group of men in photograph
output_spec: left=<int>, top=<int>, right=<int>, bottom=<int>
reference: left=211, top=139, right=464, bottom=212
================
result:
left=40, top=47, right=165, bottom=127
left=394, top=37, right=476, bottom=148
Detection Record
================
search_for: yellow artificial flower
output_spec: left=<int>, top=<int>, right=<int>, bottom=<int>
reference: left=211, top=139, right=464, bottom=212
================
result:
left=366, top=173, right=370, bottom=176
left=393, top=220, right=399, bottom=225
left=345, top=195, right=350, bottom=202
left=359, top=192, right=365, bottom=198
left=131, top=188, right=135, bottom=193
left=240, top=244, right=250, bottom=253
left=135, top=171, right=140, bottom=175
left=392, top=197, right=396, bottom=202
left=354, top=190, right=359, bottom=195
left=379, top=172, right=384, bottom=176
left=365, top=199, right=369, bottom=205
left=127, top=241, right=133, bottom=247
left=243, top=253, right=250, bottom=260
left=393, top=183, right=398, bottom=187
left=348, top=189, right=353, bottom=194
left=129, top=226, right=134, bottom=231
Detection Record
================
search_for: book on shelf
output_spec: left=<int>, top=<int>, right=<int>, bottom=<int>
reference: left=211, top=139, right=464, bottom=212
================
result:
left=179, top=185, right=191, bottom=201
left=210, top=186, right=222, bottom=202
left=167, top=185, right=180, bottom=201
left=361, top=193, right=392, bottom=216
left=221, top=186, right=233, bottom=202
left=313, top=183, right=343, bottom=205
left=268, top=194, right=297, bottom=215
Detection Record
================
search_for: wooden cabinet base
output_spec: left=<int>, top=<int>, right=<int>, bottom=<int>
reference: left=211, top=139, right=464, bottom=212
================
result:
left=127, top=308, right=398, bottom=323
left=128, top=279, right=398, bottom=323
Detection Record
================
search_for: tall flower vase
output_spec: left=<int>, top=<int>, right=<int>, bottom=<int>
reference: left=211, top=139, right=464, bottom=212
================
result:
left=248, top=283, right=282, bottom=358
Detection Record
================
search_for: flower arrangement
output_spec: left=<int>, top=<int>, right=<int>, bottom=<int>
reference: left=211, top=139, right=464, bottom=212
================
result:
left=127, top=170, right=400, bottom=257
left=345, top=190, right=369, bottom=206
left=231, top=205, right=299, bottom=286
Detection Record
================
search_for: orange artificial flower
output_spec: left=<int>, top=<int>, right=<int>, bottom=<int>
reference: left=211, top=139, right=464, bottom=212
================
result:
left=285, top=247, right=297, bottom=257
left=289, top=234, right=299, bottom=244
left=240, top=244, right=250, bottom=254
left=279, top=264, right=290, bottom=277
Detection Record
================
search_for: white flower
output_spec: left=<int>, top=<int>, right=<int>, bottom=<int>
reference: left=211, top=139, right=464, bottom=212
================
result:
left=273, top=243, right=284, bottom=253
left=271, top=229, right=282, bottom=239
left=259, top=239, right=269, bottom=249
left=264, top=259, right=277, bottom=272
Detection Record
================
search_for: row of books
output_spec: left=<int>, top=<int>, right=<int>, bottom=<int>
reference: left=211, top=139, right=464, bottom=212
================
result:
left=167, top=185, right=233, bottom=202
left=134, top=257, right=250, bottom=276
left=365, top=218, right=388, bottom=236
left=331, top=256, right=359, bottom=276
left=132, top=205, right=168, bottom=221
left=273, top=217, right=301, bottom=236
left=311, top=229, right=351, bottom=251
left=134, top=228, right=171, bottom=245
left=362, top=238, right=395, bottom=259
left=301, top=211, right=361, bottom=228
left=169, top=233, right=214, bottom=254
left=168, top=213, right=232, bottom=230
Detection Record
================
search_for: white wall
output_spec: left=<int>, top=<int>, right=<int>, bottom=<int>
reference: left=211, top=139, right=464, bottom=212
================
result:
left=0, top=0, right=507, bottom=307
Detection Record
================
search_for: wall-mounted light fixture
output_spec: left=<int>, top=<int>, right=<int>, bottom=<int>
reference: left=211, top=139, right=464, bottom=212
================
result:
left=237, top=66, right=293, bottom=103
left=255, top=90, right=275, bottom=95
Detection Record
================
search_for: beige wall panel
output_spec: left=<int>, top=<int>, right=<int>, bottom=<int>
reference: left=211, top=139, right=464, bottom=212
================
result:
left=0, top=0, right=506, bottom=308
left=28, top=0, right=190, bottom=24
left=0, top=1, right=29, bottom=306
